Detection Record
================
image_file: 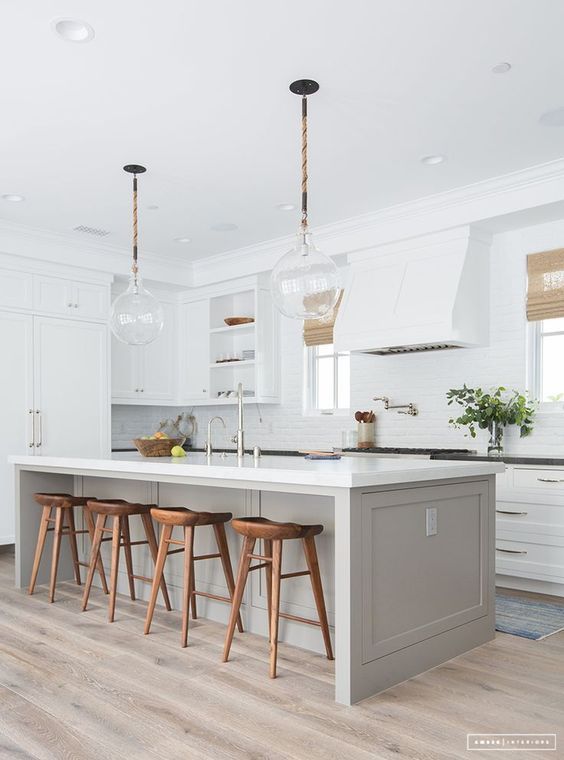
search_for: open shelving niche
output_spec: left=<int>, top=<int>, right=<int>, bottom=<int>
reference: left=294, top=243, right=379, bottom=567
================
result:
left=180, top=275, right=280, bottom=406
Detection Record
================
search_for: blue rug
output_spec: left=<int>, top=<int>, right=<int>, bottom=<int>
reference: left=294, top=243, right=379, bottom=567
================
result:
left=496, top=593, right=564, bottom=640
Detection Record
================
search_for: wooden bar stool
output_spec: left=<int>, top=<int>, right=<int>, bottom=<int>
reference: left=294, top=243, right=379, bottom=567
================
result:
left=82, top=500, right=172, bottom=622
left=145, top=507, right=243, bottom=647
left=223, top=516, right=334, bottom=678
left=28, top=493, right=108, bottom=603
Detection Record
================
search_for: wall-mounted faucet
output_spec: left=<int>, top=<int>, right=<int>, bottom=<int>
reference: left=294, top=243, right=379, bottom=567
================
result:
left=372, top=396, right=418, bottom=416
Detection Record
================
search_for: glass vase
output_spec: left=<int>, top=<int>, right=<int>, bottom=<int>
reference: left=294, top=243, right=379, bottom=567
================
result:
left=487, top=421, right=504, bottom=457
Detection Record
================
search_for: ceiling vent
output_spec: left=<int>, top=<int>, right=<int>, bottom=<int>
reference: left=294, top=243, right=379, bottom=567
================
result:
left=73, top=224, right=110, bottom=237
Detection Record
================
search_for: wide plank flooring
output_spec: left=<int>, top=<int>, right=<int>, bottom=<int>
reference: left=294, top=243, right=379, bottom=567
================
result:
left=0, top=546, right=562, bottom=760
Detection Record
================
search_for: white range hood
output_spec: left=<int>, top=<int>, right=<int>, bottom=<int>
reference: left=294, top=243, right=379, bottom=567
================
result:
left=334, top=225, right=490, bottom=355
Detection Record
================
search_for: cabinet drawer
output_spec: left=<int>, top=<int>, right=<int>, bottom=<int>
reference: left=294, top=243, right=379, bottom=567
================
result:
left=496, top=537, right=564, bottom=584
left=0, top=269, right=33, bottom=309
left=496, top=500, right=564, bottom=528
left=513, top=467, right=564, bottom=493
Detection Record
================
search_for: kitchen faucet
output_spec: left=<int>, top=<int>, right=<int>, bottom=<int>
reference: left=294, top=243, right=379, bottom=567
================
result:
left=235, top=382, right=245, bottom=457
left=205, top=416, right=225, bottom=457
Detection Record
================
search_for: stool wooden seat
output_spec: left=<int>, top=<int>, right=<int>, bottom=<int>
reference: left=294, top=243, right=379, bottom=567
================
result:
left=145, top=507, right=242, bottom=647
left=82, top=500, right=172, bottom=623
left=28, top=493, right=108, bottom=603
left=223, top=516, right=333, bottom=678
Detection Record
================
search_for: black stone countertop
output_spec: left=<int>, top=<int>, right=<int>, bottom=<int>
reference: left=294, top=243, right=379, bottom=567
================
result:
left=430, top=452, right=564, bottom=466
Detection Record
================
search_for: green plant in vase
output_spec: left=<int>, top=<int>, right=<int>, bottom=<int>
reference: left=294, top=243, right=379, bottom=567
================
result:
left=446, top=385, right=536, bottom=456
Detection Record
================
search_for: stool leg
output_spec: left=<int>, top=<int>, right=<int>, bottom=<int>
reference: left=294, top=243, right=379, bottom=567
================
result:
left=263, top=539, right=272, bottom=639
left=182, top=526, right=195, bottom=648
left=82, top=513, right=105, bottom=611
left=141, top=513, right=172, bottom=612
left=84, top=507, right=109, bottom=594
left=108, top=515, right=121, bottom=623
left=213, top=523, right=243, bottom=633
left=121, top=516, right=136, bottom=601
left=66, top=507, right=81, bottom=586
left=269, top=539, right=283, bottom=679
left=28, top=505, right=51, bottom=595
left=49, top=507, right=65, bottom=603
left=223, top=536, right=255, bottom=663
left=144, top=524, right=172, bottom=636
left=302, top=536, right=334, bottom=661
left=190, top=556, right=197, bottom=620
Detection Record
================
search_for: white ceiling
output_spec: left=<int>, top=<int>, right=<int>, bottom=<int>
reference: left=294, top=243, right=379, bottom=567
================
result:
left=2, top=0, right=564, bottom=264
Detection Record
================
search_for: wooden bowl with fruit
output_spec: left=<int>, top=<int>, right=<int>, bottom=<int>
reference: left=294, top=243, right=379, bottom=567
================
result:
left=133, top=432, right=186, bottom=458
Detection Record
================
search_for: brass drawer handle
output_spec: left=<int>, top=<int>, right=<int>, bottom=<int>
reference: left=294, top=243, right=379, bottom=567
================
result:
left=537, top=477, right=563, bottom=483
left=496, top=547, right=528, bottom=555
left=496, top=509, right=528, bottom=516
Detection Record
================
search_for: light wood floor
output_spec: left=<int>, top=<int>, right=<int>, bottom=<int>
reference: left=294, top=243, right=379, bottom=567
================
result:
left=0, top=546, right=562, bottom=760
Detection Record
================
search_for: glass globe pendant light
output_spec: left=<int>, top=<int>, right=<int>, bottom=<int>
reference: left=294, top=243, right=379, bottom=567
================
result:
left=271, top=79, right=340, bottom=319
left=110, top=165, right=164, bottom=345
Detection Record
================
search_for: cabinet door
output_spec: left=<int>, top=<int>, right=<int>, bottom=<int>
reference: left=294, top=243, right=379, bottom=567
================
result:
left=33, top=275, right=74, bottom=315
left=73, top=281, right=109, bottom=321
left=111, top=334, right=142, bottom=400
left=34, top=317, right=109, bottom=457
left=0, top=269, right=33, bottom=310
left=181, top=300, right=210, bottom=401
left=0, top=312, right=34, bottom=544
left=140, top=301, right=176, bottom=401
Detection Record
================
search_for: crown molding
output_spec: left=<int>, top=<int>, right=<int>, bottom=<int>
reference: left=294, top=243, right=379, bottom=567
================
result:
left=0, top=218, right=194, bottom=287
left=191, top=157, right=564, bottom=286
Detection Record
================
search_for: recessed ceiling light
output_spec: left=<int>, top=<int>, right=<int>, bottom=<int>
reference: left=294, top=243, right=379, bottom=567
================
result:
left=275, top=203, right=296, bottom=211
left=211, top=222, right=238, bottom=232
left=2, top=193, right=25, bottom=202
left=174, top=237, right=191, bottom=244
left=420, top=155, right=446, bottom=166
left=147, top=204, right=159, bottom=210
left=51, top=18, right=95, bottom=43
left=492, top=62, right=511, bottom=74
left=539, top=107, right=564, bottom=127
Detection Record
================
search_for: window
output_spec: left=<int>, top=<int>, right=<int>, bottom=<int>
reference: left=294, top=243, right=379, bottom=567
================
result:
left=305, top=343, right=350, bottom=413
left=529, top=318, right=564, bottom=403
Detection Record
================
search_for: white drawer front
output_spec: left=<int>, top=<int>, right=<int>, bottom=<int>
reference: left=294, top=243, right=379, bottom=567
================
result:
left=496, top=500, right=564, bottom=529
left=496, top=537, right=564, bottom=584
left=513, top=467, right=564, bottom=493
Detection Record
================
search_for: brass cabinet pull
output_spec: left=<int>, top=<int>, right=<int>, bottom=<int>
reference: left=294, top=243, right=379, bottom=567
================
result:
left=496, top=547, right=528, bottom=555
left=496, top=509, right=528, bottom=516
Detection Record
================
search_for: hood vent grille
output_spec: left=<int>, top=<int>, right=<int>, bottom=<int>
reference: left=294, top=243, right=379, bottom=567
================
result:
left=368, top=343, right=461, bottom=356
left=73, top=225, right=111, bottom=237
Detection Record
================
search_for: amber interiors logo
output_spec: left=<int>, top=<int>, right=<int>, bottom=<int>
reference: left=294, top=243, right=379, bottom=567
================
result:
left=467, top=734, right=556, bottom=751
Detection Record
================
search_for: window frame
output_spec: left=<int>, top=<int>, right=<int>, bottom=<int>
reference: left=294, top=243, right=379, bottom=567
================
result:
left=303, top=343, right=350, bottom=417
left=527, top=319, right=564, bottom=411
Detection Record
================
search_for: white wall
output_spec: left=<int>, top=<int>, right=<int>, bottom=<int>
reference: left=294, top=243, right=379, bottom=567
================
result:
left=112, top=218, right=564, bottom=455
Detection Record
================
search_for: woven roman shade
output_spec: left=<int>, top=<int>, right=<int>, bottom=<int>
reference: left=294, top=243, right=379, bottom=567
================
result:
left=303, top=290, right=343, bottom=346
left=527, top=248, right=564, bottom=321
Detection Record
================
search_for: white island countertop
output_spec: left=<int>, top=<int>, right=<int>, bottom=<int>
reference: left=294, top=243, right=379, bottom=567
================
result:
left=10, top=452, right=505, bottom=490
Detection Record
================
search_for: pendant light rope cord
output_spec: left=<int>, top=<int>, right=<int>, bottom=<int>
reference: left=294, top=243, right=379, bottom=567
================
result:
left=301, top=95, right=308, bottom=230
left=132, top=175, right=139, bottom=277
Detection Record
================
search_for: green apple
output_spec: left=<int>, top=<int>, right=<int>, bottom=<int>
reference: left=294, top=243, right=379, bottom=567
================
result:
left=171, top=445, right=186, bottom=458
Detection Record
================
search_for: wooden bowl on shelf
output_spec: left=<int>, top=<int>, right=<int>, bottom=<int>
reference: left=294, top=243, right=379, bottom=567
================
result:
left=224, top=316, right=255, bottom=327
left=133, top=437, right=186, bottom=457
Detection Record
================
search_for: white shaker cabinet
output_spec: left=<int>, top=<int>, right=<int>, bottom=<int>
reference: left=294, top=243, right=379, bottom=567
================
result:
left=180, top=299, right=210, bottom=402
left=0, top=313, right=34, bottom=544
left=0, top=311, right=110, bottom=544
left=33, top=275, right=109, bottom=321
left=111, top=300, right=176, bottom=404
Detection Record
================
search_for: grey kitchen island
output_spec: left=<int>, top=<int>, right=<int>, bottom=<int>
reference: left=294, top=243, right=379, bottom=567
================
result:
left=10, top=452, right=504, bottom=705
